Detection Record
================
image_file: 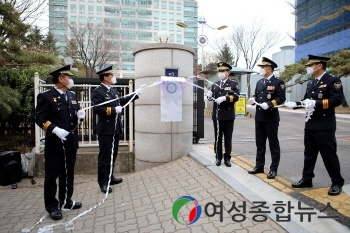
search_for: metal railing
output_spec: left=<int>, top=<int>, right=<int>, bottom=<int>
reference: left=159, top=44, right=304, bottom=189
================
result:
left=34, top=72, right=134, bottom=154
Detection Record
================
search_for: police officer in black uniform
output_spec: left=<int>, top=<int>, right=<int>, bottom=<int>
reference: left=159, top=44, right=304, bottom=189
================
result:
left=92, top=65, right=140, bottom=194
left=35, top=65, right=85, bottom=220
left=247, top=57, right=286, bottom=179
left=206, top=62, right=240, bottom=167
left=285, top=55, right=344, bottom=196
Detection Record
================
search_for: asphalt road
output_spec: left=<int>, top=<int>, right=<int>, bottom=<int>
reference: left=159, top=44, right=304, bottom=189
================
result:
left=201, top=106, right=350, bottom=189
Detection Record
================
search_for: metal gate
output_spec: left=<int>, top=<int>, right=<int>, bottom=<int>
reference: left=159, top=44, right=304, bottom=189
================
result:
left=34, top=73, right=135, bottom=154
left=193, top=79, right=204, bottom=143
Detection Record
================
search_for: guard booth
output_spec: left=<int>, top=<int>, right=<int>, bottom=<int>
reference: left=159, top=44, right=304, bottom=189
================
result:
left=193, top=79, right=205, bottom=143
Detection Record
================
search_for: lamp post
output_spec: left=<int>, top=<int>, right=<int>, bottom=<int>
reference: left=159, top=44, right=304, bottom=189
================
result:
left=176, top=16, right=227, bottom=71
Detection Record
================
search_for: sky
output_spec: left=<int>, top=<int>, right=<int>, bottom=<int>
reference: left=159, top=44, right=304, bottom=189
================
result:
left=196, top=0, right=296, bottom=67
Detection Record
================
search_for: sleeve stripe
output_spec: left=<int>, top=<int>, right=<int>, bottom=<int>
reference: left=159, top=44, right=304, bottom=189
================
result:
left=106, top=107, right=111, bottom=116
left=229, top=96, right=233, bottom=102
left=43, top=121, right=52, bottom=131
left=323, top=99, right=329, bottom=109
left=271, top=100, right=277, bottom=106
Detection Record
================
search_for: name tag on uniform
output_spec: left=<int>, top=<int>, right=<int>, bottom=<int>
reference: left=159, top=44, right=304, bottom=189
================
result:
left=267, top=86, right=275, bottom=91
left=71, top=100, right=77, bottom=104
left=318, top=84, right=327, bottom=88
left=224, top=87, right=231, bottom=91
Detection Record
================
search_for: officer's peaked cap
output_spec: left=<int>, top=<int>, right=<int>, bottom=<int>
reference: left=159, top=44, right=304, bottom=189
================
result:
left=217, top=62, right=232, bottom=71
left=49, top=65, right=74, bottom=77
left=305, top=54, right=330, bottom=66
left=257, top=57, right=278, bottom=68
left=96, top=65, right=114, bottom=75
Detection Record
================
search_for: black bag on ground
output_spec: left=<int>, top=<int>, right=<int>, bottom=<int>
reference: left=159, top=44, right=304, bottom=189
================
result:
left=0, top=151, right=22, bottom=186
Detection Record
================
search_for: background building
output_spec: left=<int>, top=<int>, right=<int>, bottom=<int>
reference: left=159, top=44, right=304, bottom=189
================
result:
left=295, top=0, right=350, bottom=61
left=49, top=0, right=198, bottom=77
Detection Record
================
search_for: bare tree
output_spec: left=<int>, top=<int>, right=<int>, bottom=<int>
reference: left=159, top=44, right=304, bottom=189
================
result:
left=69, top=23, right=121, bottom=77
left=5, top=0, right=46, bottom=25
left=230, top=19, right=283, bottom=97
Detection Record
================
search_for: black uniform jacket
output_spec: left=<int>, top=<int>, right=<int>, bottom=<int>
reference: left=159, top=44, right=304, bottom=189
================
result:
left=254, top=76, right=286, bottom=122
left=211, top=79, right=240, bottom=121
left=35, top=88, right=80, bottom=151
left=92, top=84, right=138, bottom=135
left=296, top=73, right=343, bottom=130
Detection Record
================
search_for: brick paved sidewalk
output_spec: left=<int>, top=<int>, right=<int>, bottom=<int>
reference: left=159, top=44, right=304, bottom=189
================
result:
left=0, top=157, right=286, bottom=233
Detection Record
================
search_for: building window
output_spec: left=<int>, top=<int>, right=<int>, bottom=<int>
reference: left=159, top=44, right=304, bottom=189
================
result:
left=169, top=2, right=174, bottom=10
left=176, top=13, right=182, bottom=21
left=169, top=12, right=174, bottom=20
left=122, top=53, right=135, bottom=62
left=161, top=12, right=167, bottom=20
left=154, top=22, right=159, bottom=30
left=122, top=9, right=135, bottom=17
left=138, top=0, right=152, bottom=6
left=106, top=0, right=119, bottom=4
left=71, top=4, right=76, bottom=13
left=71, top=16, right=77, bottom=24
left=138, top=21, right=152, bottom=29
left=88, top=5, right=94, bottom=14
left=153, top=11, right=159, bottom=19
left=105, top=6, right=119, bottom=15
left=122, top=65, right=135, bottom=70
left=176, top=2, right=182, bottom=11
left=176, top=34, right=182, bottom=43
left=169, top=22, right=174, bottom=31
left=161, top=22, right=166, bottom=30
left=97, top=6, right=102, bottom=14
left=138, top=32, right=152, bottom=40
left=153, top=0, right=159, bottom=8
left=79, top=17, right=85, bottom=24
left=122, top=20, right=135, bottom=28
left=161, top=1, right=167, bottom=9
left=79, top=5, right=85, bottom=14
left=138, top=10, right=152, bottom=18
left=121, top=31, right=136, bottom=39
left=122, top=0, right=135, bottom=5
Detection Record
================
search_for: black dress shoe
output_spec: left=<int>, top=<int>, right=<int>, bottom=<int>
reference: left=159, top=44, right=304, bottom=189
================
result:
left=248, top=167, right=264, bottom=174
left=110, top=177, right=123, bottom=185
left=267, top=170, right=277, bottom=179
left=215, top=160, right=221, bottom=166
left=61, top=201, right=82, bottom=210
left=49, top=209, right=62, bottom=221
left=100, top=185, right=112, bottom=194
left=291, top=179, right=313, bottom=188
left=224, top=161, right=231, bottom=167
left=328, top=184, right=342, bottom=196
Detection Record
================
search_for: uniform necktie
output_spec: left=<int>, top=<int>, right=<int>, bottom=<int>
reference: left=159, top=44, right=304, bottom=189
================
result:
left=62, top=92, right=67, bottom=101
left=264, top=79, right=267, bottom=85
left=314, top=79, right=319, bottom=87
left=220, top=81, right=224, bottom=88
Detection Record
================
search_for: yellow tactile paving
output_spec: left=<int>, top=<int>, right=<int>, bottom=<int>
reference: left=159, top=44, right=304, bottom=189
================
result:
left=301, top=188, right=350, bottom=218
left=207, top=144, right=350, bottom=218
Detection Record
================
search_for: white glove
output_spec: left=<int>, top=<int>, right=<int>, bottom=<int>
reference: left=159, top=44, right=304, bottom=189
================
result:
left=215, top=96, right=226, bottom=105
left=77, top=109, right=85, bottom=120
left=52, top=127, right=69, bottom=140
left=248, top=98, right=255, bottom=105
left=260, top=102, right=269, bottom=110
left=284, top=102, right=297, bottom=108
left=206, top=90, right=213, bottom=98
left=115, top=106, right=122, bottom=113
left=135, top=88, right=142, bottom=96
left=303, top=99, right=316, bottom=109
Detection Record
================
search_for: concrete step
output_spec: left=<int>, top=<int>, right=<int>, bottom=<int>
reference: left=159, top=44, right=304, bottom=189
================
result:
left=35, top=145, right=135, bottom=177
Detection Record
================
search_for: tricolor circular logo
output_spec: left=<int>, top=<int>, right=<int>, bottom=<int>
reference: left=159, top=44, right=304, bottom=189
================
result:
left=172, top=196, right=202, bottom=225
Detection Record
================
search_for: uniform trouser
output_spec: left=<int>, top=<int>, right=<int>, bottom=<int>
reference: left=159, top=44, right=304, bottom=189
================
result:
left=255, top=121, right=280, bottom=171
left=98, top=135, right=120, bottom=187
left=44, top=145, right=76, bottom=212
left=213, top=120, right=234, bottom=162
left=302, top=130, right=344, bottom=185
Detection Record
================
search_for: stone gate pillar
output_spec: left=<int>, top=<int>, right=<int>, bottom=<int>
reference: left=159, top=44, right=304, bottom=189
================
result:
left=133, top=43, right=195, bottom=171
